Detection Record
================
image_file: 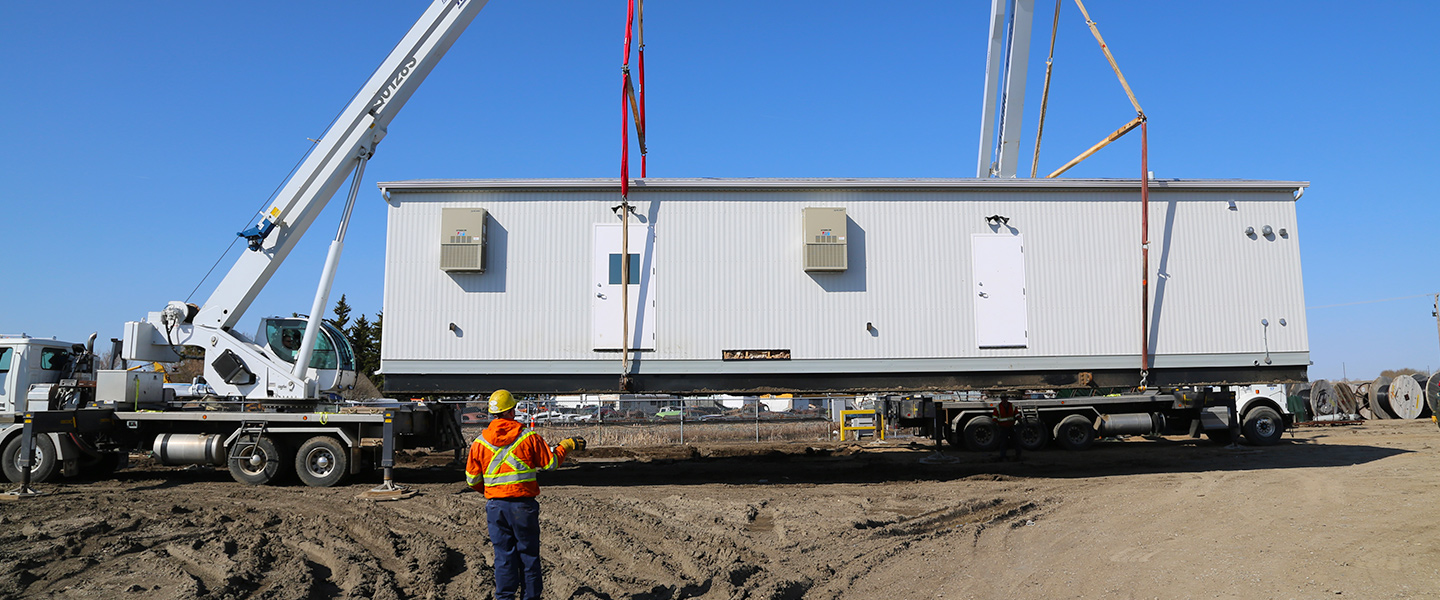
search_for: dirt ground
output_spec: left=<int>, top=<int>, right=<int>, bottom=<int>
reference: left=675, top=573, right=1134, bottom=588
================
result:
left=4, top=419, right=1440, bottom=600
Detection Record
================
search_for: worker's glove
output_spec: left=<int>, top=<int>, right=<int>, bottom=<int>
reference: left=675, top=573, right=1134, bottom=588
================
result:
left=558, top=437, right=587, bottom=452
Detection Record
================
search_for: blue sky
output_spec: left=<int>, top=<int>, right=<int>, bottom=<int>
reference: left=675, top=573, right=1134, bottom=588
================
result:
left=2, top=1, right=1436, bottom=381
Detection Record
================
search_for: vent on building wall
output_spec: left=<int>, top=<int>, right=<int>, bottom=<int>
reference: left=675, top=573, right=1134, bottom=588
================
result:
left=440, top=207, right=487, bottom=272
left=803, top=207, right=847, bottom=271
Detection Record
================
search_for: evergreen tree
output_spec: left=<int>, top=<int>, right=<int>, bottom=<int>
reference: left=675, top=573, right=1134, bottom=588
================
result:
left=350, top=314, right=380, bottom=383
left=328, top=294, right=352, bottom=330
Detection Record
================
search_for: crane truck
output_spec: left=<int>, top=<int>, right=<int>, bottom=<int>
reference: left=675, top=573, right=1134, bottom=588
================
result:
left=2, top=0, right=493, bottom=496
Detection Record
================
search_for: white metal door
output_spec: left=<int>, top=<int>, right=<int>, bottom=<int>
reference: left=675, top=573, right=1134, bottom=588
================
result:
left=972, top=234, right=1028, bottom=348
left=592, top=224, right=656, bottom=350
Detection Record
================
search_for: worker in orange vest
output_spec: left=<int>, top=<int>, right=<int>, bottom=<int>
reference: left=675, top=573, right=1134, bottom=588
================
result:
left=993, top=397, right=1022, bottom=461
left=465, top=390, right=585, bottom=600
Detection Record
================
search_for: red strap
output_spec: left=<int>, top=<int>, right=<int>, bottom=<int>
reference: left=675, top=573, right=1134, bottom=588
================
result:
left=620, top=0, right=634, bottom=199
left=637, top=0, right=646, bottom=178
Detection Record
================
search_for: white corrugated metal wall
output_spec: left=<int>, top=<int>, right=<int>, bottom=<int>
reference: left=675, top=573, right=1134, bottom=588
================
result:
left=380, top=181, right=1307, bottom=374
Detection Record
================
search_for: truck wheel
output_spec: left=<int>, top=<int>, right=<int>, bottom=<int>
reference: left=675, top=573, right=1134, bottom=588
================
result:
left=1053, top=416, right=1096, bottom=451
left=228, top=437, right=289, bottom=485
left=962, top=416, right=1003, bottom=452
left=295, top=436, right=349, bottom=488
left=1242, top=407, right=1284, bottom=446
left=1016, top=419, right=1049, bottom=451
left=2, top=434, right=58, bottom=483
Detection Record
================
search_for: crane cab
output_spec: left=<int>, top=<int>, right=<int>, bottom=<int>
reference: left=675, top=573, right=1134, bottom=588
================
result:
left=257, top=318, right=357, bottom=393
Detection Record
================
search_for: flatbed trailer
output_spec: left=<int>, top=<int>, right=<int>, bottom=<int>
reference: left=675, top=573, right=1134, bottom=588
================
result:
left=891, top=388, right=1291, bottom=452
left=2, top=401, right=463, bottom=495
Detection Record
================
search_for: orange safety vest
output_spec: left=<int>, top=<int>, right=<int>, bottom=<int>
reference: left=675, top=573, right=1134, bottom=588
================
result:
left=465, top=418, right=566, bottom=498
left=993, top=402, right=1019, bottom=428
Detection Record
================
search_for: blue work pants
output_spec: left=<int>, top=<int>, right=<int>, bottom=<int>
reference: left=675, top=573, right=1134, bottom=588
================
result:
left=487, top=497, right=543, bottom=600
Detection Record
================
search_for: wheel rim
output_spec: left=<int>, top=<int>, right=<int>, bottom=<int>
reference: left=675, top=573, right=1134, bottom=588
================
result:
left=305, top=447, right=336, bottom=478
left=1254, top=417, right=1276, bottom=437
left=974, top=427, right=995, bottom=446
left=12, top=446, right=45, bottom=473
left=1065, top=426, right=1087, bottom=444
left=1020, top=427, right=1042, bottom=446
left=236, top=445, right=269, bottom=475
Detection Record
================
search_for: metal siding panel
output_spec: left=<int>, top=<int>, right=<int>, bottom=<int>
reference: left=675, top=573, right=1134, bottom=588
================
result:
left=380, top=184, right=1307, bottom=374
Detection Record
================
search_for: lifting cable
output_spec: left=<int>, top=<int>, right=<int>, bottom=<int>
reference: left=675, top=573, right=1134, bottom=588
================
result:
left=1029, top=0, right=1062, bottom=178
left=620, top=0, right=647, bottom=199
left=616, top=0, right=647, bottom=389
left=1034, top=0, right=1152, bottom=385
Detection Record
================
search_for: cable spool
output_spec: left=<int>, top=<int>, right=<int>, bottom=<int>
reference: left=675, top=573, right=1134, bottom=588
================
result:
left=1354, top=381, right=1372, bottom=417
left=1387, top=375, right=1426, bottom=420
left=1370, top=375, right=1395, bottom=419
left=1309, top=380, right=1337, bottom=417
left=1413, top=374, right=1432, bottom=419
left=1289, top=382, right=1313, bottom=420
left=1427, top=372, right=1440, bottom=417
left=1334, top=381, right=1359, bottom=415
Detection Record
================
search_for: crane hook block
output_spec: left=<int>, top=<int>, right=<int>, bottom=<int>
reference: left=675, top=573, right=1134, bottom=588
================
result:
left=237, top=217, right=277, bottom=252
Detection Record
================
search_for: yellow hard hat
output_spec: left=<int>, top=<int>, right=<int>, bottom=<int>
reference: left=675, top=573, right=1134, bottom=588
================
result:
left=488, top=389, right=517, bottom=414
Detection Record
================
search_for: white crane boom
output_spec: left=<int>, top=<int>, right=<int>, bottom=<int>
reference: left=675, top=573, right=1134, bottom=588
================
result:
left=199, top=0, right=488, bottom=332
left=976, top=0, right=1035, bottom=178
left=122, top=0, right=489, bottom=400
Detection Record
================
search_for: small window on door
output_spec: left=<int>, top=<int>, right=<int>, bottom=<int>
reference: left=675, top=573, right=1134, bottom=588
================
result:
left=0, top=347, right=11, bottom=372
left=608, top=253, right=640, bottom=285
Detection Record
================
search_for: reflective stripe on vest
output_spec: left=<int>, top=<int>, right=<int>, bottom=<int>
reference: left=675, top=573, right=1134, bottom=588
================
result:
left=476, top=430, right=544, bottom=487
left=995, top=405, right=1017, bottom=423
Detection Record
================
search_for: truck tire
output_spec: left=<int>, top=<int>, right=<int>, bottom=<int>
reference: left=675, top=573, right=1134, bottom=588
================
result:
left=228, top=436, right=289, bottom=485
left=295, top=436, right=349, bottom=488
left=1053, top=415, right=1096, bottom=451
left=1016, top=419, right=1049, bottom=452
left=3, top=434, right=58, bottom=484
left=1242, top=407, right=1284, bottom=446
left=962, top=416, right=1002, bottom=452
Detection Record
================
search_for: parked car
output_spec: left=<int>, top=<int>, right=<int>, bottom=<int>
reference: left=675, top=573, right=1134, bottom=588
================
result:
left=530, top=411, right=567, bottom=422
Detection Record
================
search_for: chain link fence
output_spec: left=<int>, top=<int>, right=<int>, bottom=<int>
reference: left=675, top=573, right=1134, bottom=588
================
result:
left=457, top=395, right=871, bottom=446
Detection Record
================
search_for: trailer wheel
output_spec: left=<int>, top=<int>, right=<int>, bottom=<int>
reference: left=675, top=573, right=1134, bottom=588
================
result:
left=1242, top=407, right=1284, bottom=446
left=228, top=437, right=289, bottom=485
left=1016, top=419, right=1049, bottom=452
left=962, top=417, right=1003, bottom=452
left=2, top=434, right=57, bottom=483
left=295, top=436, right=349, bottom=488
left=1053, top=416, right=1095, bottom=451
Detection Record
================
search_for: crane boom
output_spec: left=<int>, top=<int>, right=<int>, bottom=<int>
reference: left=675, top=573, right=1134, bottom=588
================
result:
left=197, top=0, right=488, bottom=331
left=122, top=0, right=489, bottom=401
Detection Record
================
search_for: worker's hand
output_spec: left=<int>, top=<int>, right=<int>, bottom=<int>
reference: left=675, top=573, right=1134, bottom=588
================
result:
left=558, top=436, right=587, bottom=452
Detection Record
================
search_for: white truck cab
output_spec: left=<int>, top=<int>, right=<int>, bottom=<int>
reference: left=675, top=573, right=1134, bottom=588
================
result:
left=0, top=335, right=80, bottom=413
left=0, top=335, right=95, bottom=482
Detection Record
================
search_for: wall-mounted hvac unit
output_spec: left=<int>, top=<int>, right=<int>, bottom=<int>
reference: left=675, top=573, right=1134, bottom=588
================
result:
left=803, top=207, right=847, bottom=271
left=440, top=207, right=487, bottom=272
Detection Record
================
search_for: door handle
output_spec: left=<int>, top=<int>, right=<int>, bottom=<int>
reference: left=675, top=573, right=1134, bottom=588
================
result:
left=978, top=292, right=988, bottom=298
left=596, top=293, right=606, bottom=299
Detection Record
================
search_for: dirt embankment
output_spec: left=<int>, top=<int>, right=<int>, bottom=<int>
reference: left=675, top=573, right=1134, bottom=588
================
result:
left=4, top=421, right=1440, bottom=599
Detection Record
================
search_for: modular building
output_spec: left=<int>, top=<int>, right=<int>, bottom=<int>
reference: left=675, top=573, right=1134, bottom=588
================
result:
left=377, top=178, right=1308, bottom=394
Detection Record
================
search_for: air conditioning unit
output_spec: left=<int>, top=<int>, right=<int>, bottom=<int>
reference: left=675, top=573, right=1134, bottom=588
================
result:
left=440, top=207, right=487, bottom=272
left=803, top=207, right=847, bottom=271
